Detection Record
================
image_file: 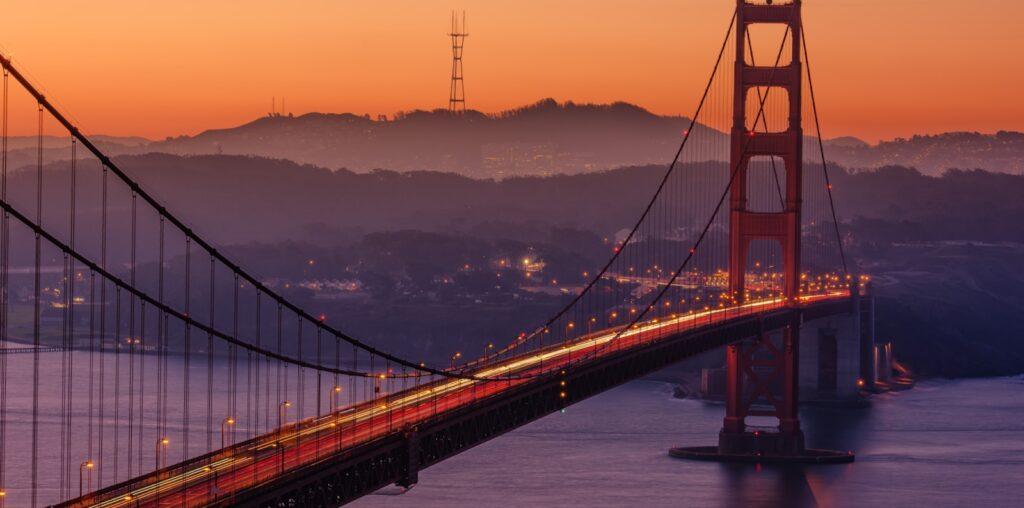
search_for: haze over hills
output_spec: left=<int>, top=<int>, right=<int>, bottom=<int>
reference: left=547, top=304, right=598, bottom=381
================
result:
left=148, top=99, right=709, bottom=178
left=8, top=153, right=1024, bottom=375
left=825, top=131, right=1024, bottom=175
left=9, top=99, right=1022, bottom=177
left=143, top=99, right=1024, bottom=177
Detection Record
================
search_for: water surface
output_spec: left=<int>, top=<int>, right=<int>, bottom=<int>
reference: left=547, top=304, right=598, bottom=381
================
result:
left=353, top=377, right=1024, bottom=507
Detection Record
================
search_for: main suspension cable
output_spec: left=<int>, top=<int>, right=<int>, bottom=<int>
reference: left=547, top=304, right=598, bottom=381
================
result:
left=0, top=54, right=488, bottom=381
left=489, top=7, right=740, bottom=360
left=578, top=9, right=798, bottom=364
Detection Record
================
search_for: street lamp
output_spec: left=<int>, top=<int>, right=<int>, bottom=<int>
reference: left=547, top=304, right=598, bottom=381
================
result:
left=483, top=343, right=494, bottom=360
left=221, top=417, right=236, bottom=448
left=330, top=386, right=343, bottom=411
left=449, top=352, right=462, bottom=370
left=155, top=437, right=170, bottom=470
left=79, top=460, right=94, bottom=497
left=278, top=401, right=292, bottom=429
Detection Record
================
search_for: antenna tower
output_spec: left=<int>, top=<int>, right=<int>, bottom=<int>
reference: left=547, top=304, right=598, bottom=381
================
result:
left=448, top=11, right=468, bottom=113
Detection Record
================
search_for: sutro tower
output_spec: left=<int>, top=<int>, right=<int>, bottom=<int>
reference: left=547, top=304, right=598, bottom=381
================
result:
left=448, top=11, right=468, bottom=113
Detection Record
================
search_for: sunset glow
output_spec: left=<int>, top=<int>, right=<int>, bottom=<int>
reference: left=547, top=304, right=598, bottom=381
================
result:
left=0, top=0, right=1020, bottom=141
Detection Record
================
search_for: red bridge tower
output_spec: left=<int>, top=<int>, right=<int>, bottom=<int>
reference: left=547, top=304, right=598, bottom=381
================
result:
left=723, top=0, right=804, bottom=456
left=673, top=0, right=853, bottom=464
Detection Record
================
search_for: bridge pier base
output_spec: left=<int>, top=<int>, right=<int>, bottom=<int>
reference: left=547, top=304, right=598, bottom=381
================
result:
left=670, top=313, right=853, bottom=464
left=670, top=439, right=852, bottom=464
left=716, top=427, right=805, bottom=457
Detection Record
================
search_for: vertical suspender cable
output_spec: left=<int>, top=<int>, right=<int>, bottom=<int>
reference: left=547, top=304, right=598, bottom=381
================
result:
left=0, top=67, right=7, bottom=506
left=86, top=270, right=95, bottom=493
left=60, top=249, right=69, bottom=495
left=250, top=291, right=260, bottom=486
left=97, top=166, right=107, bottom=485
left=264, top=300, right=273, bottom=434
left=253, top=291, right=260, bottom=438
left=182, top=238, right=191, bottom=468
left=207, top=257, right=215, bottom=453
left=127, top=192, right=136, bottom=478
left=334, top=336, right=341, bottom=445
left=315, top=328, right=322, bottom=460
left=262, top=294, right=270, bottom=433
left=276, top=303, right=282, bottom=428
left=137, top=301, right=146, bottom=475
left=31, top=102, right=43, bottom=508
left=230, top=273, right=238, bottom=446
left=65, top=138, right=78, bottom=498
left=58, top=179, right=69, bottom=497
left=157, top=218, right=165, bottom=447
left=296, top=320, right=303, bottom=444
left=316, top=329, right=322, bottom=421
left=113, top=286, right=121, bottom=481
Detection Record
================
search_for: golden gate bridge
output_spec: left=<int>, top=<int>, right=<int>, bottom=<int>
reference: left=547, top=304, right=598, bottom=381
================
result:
left=0, top=1, right=873, bottom=506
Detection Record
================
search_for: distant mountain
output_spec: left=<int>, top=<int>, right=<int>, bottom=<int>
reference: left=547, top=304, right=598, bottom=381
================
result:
left=146, top=99, right=720, bottom=178
left=143, top=103, right=1024, bottom=177
left=824, top=136, right=870, bottom=149
left=823, top=131, right=1024, bottom=175
left=13, top=101, right=1021, bottom=178
left=4, top=134, right=151, bottom=175
left=5, top=134, right=150, bottom=151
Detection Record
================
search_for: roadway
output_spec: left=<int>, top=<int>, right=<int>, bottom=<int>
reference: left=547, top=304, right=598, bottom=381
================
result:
left=66, top=290, right=849, bottom=508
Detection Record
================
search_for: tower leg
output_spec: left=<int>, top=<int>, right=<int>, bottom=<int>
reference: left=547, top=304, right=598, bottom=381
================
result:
left=778, top=319, right=801, bottom=436
left=672, top=314, right=849, bottom=463
left=715, top=318, right=805, bottom=457
left=722, top=343, right=744, bottom=434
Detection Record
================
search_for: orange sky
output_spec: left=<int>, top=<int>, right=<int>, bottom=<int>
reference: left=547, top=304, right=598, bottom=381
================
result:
left=0, top=0, right=1021, bottom=142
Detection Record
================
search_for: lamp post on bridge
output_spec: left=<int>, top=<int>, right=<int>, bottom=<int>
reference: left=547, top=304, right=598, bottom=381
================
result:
left=221, top=417, right=236, bottom=449
left=330, top=385, right=343, bottom=411
left=274, top=400, right=293, bottom=476
left=155, top=437, right=169, bottom=471
left=79, top=460, right=94, bottom=497
left=278, top=401, right=291, bottom=429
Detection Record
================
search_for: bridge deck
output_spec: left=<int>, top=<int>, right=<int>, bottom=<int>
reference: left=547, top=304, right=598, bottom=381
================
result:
left=61, top=291, right=851, bottom=508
